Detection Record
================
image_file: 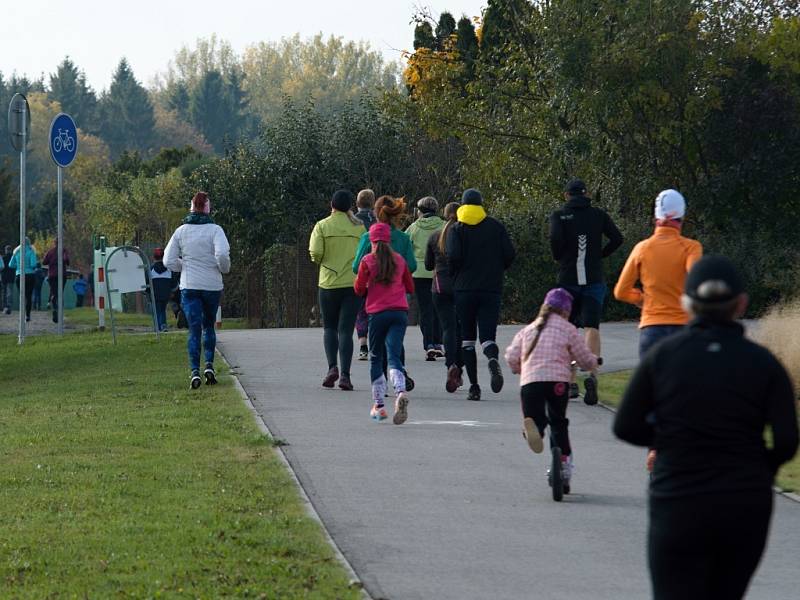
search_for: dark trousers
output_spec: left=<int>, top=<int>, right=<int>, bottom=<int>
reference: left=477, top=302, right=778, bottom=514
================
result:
left=648, top=490, right=773, bottom=600
left=639, top=325, right=683, bottom=358
left=521, top=382, right=571, bottom=456
left=75, top=294, right=85, bottom=308
left=414, top=277, right=441, bottom=350
left=318, top=287, right=360, bottom=377
left=432, top=292, right=463, bottom=369
left=15, top=274, right=35, bottom=319
left=455, top=290, right=501, bottom=344
left=155, top=301, right=168, bottom=330
left=48, top=276, right=66, bottom=311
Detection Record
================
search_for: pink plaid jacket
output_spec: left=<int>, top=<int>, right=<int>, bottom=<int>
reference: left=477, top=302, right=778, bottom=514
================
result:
left=505, top=314, right=598, bottom=386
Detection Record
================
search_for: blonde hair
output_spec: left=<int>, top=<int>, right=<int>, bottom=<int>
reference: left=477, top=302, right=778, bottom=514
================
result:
left=438, top=201, right=460, bottom=255
left=523, top=304, right=571, bottom=361
left=357, top=189, right=375, bottom=209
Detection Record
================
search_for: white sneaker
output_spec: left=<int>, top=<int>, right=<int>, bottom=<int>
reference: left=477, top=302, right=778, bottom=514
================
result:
left=561, top=454, right=574, bottom=482
left=523, top=418, right=543, bottom=453
left=393, top=392, right=409, bottom=425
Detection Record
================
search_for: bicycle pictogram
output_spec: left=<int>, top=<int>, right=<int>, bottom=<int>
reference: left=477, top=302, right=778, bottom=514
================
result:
left=52, top=128, right=75, bottom=153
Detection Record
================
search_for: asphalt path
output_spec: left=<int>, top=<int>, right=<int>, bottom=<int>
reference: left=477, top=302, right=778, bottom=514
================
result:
left=219, top=323, right=799, bottom=600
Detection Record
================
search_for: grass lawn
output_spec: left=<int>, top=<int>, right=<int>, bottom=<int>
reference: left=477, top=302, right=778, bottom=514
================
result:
left=0, top=332, right=359, bottom=598
left=599, top=371, right=800, bottom=493
left=64, top=307, right=248, bottom=330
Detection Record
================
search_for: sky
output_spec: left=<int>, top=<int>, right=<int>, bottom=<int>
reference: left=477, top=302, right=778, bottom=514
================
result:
left=2, top=0, right=486, bottom=92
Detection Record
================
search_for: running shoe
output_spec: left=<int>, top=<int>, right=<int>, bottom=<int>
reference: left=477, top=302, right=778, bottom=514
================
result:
left=405, top=373, right=415, bottom=392
left=568, top=382, right=580, bottom=399
left=583, top=374, right=599, bottom=406
left=358, top=347, right=369, bottom=361
left=467, top=384, right=481, bottom=401
left=393, top=392, right=409, bottom=425
left=338, top=374, right=353, bottom=391
left=488, top=358, right=504, bottom=393
left=204, top=363, right=217, bottom=385
left=445, top=365, right=462, bottom=393
left=523, top=417, right=543, bottom=453
left=561, top=453, right=574, bottom=482
left=190, top=370, right=202, bottom=390
left=434, top=346, right=445, bottom=358
left=426, top=348, right=437, bottom=361
left=370, top=404, right=388, bottom=421
left=322, top=367, right=339, bottom=388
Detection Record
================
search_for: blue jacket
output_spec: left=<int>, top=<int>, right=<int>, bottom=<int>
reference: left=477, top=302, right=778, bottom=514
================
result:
left=9, top=245, right=38, bottom=276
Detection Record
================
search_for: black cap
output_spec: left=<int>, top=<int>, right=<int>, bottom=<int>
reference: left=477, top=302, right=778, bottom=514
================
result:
left=461, top=188, right=483, bottom=205
left=565, top=178, right=587, bottom=195
left=331, top=189, right=354, bottom=212
left=685, top=256, right=744, bottom=303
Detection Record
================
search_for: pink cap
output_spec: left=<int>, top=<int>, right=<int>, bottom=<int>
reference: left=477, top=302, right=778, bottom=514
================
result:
left=369, top=223, right=391, bottom=243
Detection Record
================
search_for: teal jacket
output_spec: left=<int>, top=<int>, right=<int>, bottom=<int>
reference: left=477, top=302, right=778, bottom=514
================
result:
left=9, top=245, right=38, bottom=276
left=352, top=226, right=417, bottom=274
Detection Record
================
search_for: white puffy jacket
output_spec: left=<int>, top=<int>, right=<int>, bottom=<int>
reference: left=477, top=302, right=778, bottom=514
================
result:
left=164, top=222, right=231, bottom=291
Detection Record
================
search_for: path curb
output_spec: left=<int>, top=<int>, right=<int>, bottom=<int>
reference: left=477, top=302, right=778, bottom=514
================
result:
left=221, top=355, right=372, bottom=599
left=599, top=401, right=800, bottom=505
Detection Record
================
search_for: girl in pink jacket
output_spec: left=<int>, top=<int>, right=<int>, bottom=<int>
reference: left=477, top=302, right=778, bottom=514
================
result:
left=505, top=288, right=598, bottom=485
left=354, top=223, right=415, bottom=424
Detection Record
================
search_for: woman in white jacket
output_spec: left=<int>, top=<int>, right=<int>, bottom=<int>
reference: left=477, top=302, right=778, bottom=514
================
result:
left=164, top=192, right=231, bottom=389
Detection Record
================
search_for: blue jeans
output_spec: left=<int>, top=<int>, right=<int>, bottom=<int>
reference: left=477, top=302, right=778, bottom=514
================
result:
left=639, top=325, right=683, bottom=358
left=368, top=311, right=408, bottom=383
left=181, top=289, right=221, bottom=371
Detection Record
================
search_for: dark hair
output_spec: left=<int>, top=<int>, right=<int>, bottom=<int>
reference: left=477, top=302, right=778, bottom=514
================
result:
left=373, top=240, right=396, bottom=284
left=375, top=196, right=406, bottom=227
left=438, top=201, right=460, bottom=255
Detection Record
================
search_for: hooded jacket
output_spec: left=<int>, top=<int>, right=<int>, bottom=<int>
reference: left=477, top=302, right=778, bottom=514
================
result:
left=150, top=261, right=178, bottom=302
left=445, top=205, right=515, bottom=293
left=9, top=244, right=39, bottom=276
left=309, top=211, right=364, bottom=289
left=549, top=195, right=623, bottom=286
left=355, top=208, right=377, bottom=230
left=405, top=214, right=445, bottom=279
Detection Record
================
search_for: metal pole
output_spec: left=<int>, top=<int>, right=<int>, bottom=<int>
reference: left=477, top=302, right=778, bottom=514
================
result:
left=57, top=166, right=64, bottom=335
left=18, top=103, right=27, bottom=346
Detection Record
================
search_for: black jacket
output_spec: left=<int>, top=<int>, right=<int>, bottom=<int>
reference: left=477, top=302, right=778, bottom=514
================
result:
left=355, top=209, right=376, bottom=230
left=150, top=261, right=178, bottom=303
left=549, top=196, right=623, bottom=286
left=446, top=216, right=515, bottom=293
left=1, top=251, right=14, bottom=284
left=425, top=229, right=454, bottom=296
left=614, top=318, right=798, bottom=498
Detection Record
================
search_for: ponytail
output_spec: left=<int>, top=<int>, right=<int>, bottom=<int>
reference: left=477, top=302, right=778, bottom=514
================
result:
left=374, top=241, right=397, bottom=284
left=438, top=201, right=460, bottom=255
left=522, top=304, right=555, bottom=361
left=346, top=209, right=362, bottom=226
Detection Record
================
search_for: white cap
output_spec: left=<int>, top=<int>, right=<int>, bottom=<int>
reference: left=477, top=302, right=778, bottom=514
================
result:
left=654, top=189, right=685, bottom=220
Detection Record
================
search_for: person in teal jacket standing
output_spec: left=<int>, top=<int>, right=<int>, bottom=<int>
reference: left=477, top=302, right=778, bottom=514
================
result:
left=309, top=190, right=365, bottom=391
left=9, top=237, right=39, bottom=322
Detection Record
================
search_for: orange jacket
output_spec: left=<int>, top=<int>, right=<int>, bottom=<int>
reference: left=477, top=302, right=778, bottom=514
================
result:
left=613, top=227, right=703, bottom=328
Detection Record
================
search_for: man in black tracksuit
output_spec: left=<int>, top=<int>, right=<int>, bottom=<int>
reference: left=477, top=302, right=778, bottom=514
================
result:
left=549, top=178, right=623, bottom=398
left=613, top=256, right=798, bottom=600
left=447, top=188, right=516, bottom=400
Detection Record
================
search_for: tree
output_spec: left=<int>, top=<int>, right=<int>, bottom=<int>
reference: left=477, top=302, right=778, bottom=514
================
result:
left=435, top=12, right=457, bottom=49
left=48, top=57, right=98, bottom=134
left=190, top=70, right=230, bottom=152
left=414, top=22, right=436, bottom=50
left=98, top=59, right=156, bottom=157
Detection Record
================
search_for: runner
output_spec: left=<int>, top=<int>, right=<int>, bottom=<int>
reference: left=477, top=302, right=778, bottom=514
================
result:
left=405, top=196, right=445, bottom=360
left=425, top=201, right=469, bottom=393
left=613, top=189, right=702, bottom=472
left=505, top=288, right=598, bottom=498
left=9, top=237, right=38, bottom=323
left=613, top=255, right=798, bottom=600
left=309, top=189, right=365, bottom=391
left=164, top=192, right=231, bottom=389
left=446, top=189, right=516, bottom=401
left=353, top=195, right=417, bottom=390
left=549, top=178, right=623, bottom=403
left=354, top=189, right=377, bottom=360
left=354, top=223, right=414, bottom=425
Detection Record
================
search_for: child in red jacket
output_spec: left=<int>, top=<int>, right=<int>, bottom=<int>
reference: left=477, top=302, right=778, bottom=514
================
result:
left=354, top=223, right=415, bottom=424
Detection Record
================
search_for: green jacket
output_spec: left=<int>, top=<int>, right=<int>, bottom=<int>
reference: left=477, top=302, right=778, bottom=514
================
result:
left=405, top=215, right=445, bottom=279
left=309, top=211, right=365, bottom=289
left=352, top=226, right=417, bottom=274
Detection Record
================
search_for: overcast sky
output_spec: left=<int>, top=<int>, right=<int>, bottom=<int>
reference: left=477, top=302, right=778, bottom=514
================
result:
left=2, top=1, right=486, bottom=92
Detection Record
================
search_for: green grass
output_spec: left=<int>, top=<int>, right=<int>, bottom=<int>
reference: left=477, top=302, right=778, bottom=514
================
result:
left=0, top=332, right=359, bottom=598
left=64, top=307, right=249, bottom=330
left=599, top=370, right=800, bottom=493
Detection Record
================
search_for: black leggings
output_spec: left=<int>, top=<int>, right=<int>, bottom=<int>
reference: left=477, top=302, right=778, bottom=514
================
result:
left=648, top=490, right=772, bottom=600
left=432, top=292, right=463, bottom=370
left=520, top=382, right=571, bottom=456
left=15, top=274, right=35, bottom=319
left=318, top=287, right=361, bottom=376
left=414, top=277, right=441, bottom=350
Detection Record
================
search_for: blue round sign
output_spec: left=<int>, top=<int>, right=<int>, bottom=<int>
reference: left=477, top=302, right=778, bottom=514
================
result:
left=49, top=113, right=78, bottom=167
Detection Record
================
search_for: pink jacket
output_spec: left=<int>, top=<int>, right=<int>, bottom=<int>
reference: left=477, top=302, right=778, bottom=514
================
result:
left=505, top=313, right=598, bottom=385
left=354, top=252, right=414, bottom=314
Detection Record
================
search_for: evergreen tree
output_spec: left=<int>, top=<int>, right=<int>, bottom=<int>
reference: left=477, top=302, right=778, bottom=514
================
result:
left=456, top=17, right=480, bottom=77
left=413, top=22, right=436, bottom=50
left=98, top=59, right=156, bottom=157
left=167, top=81, right=191, bottom=120
left=190, top=70, right=229, bottom=152
left=48, top=57, right=98, bottom=133
left=226, top=67, right=249, bottom=137
left=435, top=12, right=457, bottom=50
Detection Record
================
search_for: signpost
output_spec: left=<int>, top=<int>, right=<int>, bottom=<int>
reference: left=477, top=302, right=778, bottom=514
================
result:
left=8, top=94, right=30, bottom=345
left=49, top=113, right=78, bottom=335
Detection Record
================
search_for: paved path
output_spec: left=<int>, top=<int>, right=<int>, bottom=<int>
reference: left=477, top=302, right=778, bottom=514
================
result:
left=219, top=323, right=799, bottom=600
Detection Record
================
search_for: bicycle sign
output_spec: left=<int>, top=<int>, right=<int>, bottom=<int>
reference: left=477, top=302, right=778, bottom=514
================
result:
left=49, top=113, right=78, bottom=167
